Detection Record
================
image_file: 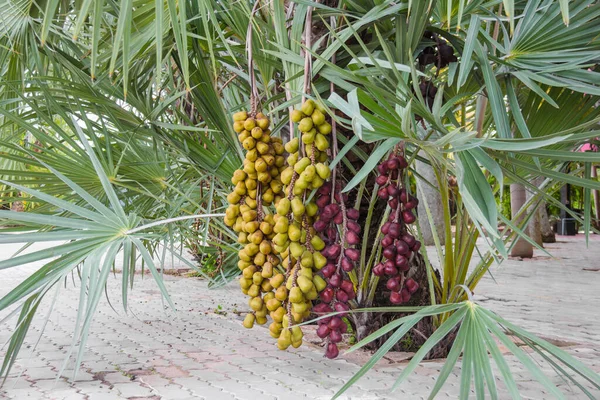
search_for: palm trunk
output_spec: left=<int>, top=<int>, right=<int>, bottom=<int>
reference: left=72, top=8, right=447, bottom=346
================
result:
left=510, top=183, right=533, bottom=258
left=416, top=155, right=445, bottom=246
left=526, top=177, right=544, bottom=247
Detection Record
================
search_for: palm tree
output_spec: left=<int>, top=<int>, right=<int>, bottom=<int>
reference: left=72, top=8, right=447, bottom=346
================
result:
left=1, top=0, right=600, bottom=398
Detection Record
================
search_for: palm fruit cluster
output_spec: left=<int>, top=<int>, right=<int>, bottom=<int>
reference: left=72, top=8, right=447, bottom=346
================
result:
left=372, top=153, right=421, bottom=304
left=224, top=110, right=287, bottom=330
left=312, top=181, right=361, bottom=358
left=417, top=31, right=457, bottom=69
left=270, top=99, right=332, bottom=350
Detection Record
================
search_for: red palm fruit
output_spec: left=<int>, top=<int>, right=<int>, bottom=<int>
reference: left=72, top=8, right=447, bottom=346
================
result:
left=381, top=222, right=391, bottom=234
left=326, top=227, right=338, bottom=241
left=404, top=200, right=418, bottom=210
left=396, top=255, right=409, bottom=271
left=405, top=278, right=419, bottom=294
left=333, top=212, right=344, bottom=224
left=314, top=220, right=328, bottom=232
left=381, top=235, right=394, bottom=248
left=322, top=263, right=336, bottom=278
left=399, top=189, right=408, bottom=204
left=339, top=322, right=348, bottom=334
left=388, top=223, right=401, bottom=238
left=398, top=156, right=408, bottom=169
left=313, top=303, right=333, bottom=314
left=317, top=324, right=331, bottom=338
left=400, top=288, right=411, bottom=303
left=341, top=257, right=354, bottom=272
left=334, top=302, right=349, bottom=316
left=329, top=330, right=343, bottom=344
left=386, top=158, right=399, bottom=170
left=320, top=287, right=334, bottom=303
left=376, top=175, right=388, bottom=186
left=345, top=248, right=360, bottom=261
left=412, top=241, right=422, bottom=251
left=396, top=240, right=409, bottom=255
left=390, top=291, right=403, bottom=304
left=402, top=234, right=416, bottom=248
left=383, top=246, right=396, bottom=260
left=389, top=197, right=399, bottom=209
left=320, top=208, right=334, bottom=222
left=336, top=290, right=349, bottom=302
left=384, top=259, right=396, bottom=270
left=325, top=203, right=340, bottom=216
left=318, top=183, right=332, bottom=196
left=386, top=278, right=400, bottom=291
left=316, top=195, right=330, bottom=208
left=378, top=187, right=389, bottom=200
left=325, top=343, right=339, bottom=359
left=384, top=263, right=398, bottom=276
left=327, top=244, right=342, bottom=259
left=402, top=210, right=416, bottom=224
left=377, top=163, right=388, bottom=175
left=390, top=169, right=399, bottom=179
left=387, top=185, right=400, bottom=197
left=341, top=280, right=354, bottom=295
left=329, top=317, right=344, bottom=330
left=329, top=273, right=342, bottom=288
left=347, top=220, right=361, bottom=234
left=334, top=192, right=348, bottom=204
left=373, top=263, right=385, bottom=276
left=347, top=208, right=360, bottom=220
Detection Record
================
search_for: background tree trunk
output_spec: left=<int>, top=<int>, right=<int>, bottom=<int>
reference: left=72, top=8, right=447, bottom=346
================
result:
left=526, top=177, right=544, bottom=247
left=510, top=183, right=534, bottom=258
left=539, top=204, right=556, bottom=243
left=416, top=156, right=445, bottom=246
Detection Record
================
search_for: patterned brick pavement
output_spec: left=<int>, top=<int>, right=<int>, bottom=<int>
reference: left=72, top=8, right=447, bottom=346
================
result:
left=1, top=236, right=599, bottom=399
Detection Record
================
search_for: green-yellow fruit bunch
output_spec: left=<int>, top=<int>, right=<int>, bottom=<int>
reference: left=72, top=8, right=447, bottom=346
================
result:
left=270, top=99, right=332, bottom=351
left=224, top=110, right=287, bottom=331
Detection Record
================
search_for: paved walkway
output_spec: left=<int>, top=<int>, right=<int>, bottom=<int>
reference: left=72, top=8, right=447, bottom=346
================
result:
left=0, top=236, right=599, bottom=399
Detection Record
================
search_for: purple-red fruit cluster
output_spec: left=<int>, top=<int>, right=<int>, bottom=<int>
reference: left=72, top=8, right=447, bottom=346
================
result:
left=313, top=182, right=360, bottom=358
left=373, top=154, right=421, bottom=304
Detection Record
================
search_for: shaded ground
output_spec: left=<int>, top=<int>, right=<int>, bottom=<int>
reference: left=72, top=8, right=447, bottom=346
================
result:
left=0, top=235, right=599, bottom=399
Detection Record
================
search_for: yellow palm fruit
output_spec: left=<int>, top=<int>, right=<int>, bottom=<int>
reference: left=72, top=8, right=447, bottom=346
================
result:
left=269, top=322, right=282, bottom=338
left=281, top=167, right=294, bottom=185
left=290, top=109, right=304, bottom=123
left=256, top=141, right=270, bottom=155
left=291, top=197, right=305, bottom=217
left=272, top=306, right=285, bottom=322
left=245, top=243, right=259, bottom=256
left=252, top=271, right=263, bottom=285
left=227, top=192, right=240, bottom=204
left=315, top=133, right=329, bottom=151
left=270, top=273, right=285, bottom=289
left=234, top=182, right=246, bottom=196
left=243, top=313, right=255, bottom=328
left=225, top=205, right=239, bottom=219
left=292, top=301, right=308, bottom=314
left=260, top=132, right=271, bottom=143
left=245, top=178, right=257, bottom=190
left=305, top=202, right=318, bottom=217
left=300, top=252, right=313, bottom=269
left=310, top=235, right=325, bottom=251
left=254, top=252, right=266, bottom=266
left=233, top=121, right=245, bottom=133
left=266, top=298, right=281, bottom=312
left=288, top=223, right=302, bottom=242
left=246, top=149, right=258, bottom=162
left=242, top=210, right=257, bottom=222
left=233, top=111, right=248, bottom=121
left=259, top=241, right=272, bottom=255
left=298, top=117, right=314, bottom=133
left=289, top=286, right=304, bottom=303
left=311, top=176, right=324, bottom=189
left=238, top=131, right=250, bottom=143
left=261, top=280, right=272, bottom=293
left=301, top=99, right=315, bottom=115
left=251, top=126, right=263, bottom=139
left=286, top=152, right=299, bottom=167
left=269, top=168, right=279, bottom=178
left=259, top=221, right=273, bottom=235
left=301, top=165, right=316, bottom=181
left=246, top=188, right=257, bottom=199
left=249, top=296, right=263, bottom=311
left=302, top=130, right=316, bottom=144
left=239, top=277, right=252, bottom=289
left=238, top=249, right=251, bottom=262
left=273, top=142, right=284, bottom=155
left=244, top=118, right=256, bottom=130
left=277, top=329, right=292, bottom=350
left=257, top=171, right=271, bottom=183
left=305, top=286, right=318, bottom=300
left=297, top=275, right=313, bottom=294
left=311, top=109, right=325, bottom=125
left=285, top=137, right=299, bottom=153
left=294, top=157, right=311, bottom=174
left=299, top=267, right=313, bottom=279
left=232, top=169, right=246, bottom=184
left=257, top=118, right=270, bottom=130
left=247, top=284, right=260, bottom=298
left=313, top=275, right=327, bottom=292
left=315, top=163, right=330, bottom=180
left=243, top=161, right=255, bottom=175
left=261, top=262, right=273, bottom=278
left=243, top=265, right=257, bottom=279
left=273, top=233, right=289, bottom=247
left=224, top=216, right=235, bottom=227
left=274, top=218, right=289, bottom=234
left=275, top=286, right=288, bottom=301
left=256, top=316, right=267, bottom=325
left=313, top=252, right=327, bottom=269
left=237, top=232, right=248, bottom=244
left=270, top=180, right=283, bottom=194
left=262, top=189, right=274, bottom=204
left=317, top=121, right=332, bottom=135
left=242, top=137, right=256, bottom=150
left=249, top=230, right=263, bottom=245
left=262, top=154, right=275, bottom=166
